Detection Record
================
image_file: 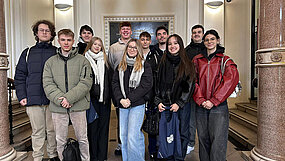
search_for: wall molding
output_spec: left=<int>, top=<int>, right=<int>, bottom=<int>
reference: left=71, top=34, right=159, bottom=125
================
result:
left=103, top=15, right=174, bottom=52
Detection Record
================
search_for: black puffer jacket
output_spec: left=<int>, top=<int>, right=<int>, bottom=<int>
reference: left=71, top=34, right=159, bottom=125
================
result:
left=14, top=42, right=56, bottom=106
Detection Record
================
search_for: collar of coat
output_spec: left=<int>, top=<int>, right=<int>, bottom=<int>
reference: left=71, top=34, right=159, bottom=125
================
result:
left=56, top=47, right=78, bottom=60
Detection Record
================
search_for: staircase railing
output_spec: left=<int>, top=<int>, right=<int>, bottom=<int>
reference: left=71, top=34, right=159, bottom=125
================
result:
left=8, top=78, right=15, bottom=144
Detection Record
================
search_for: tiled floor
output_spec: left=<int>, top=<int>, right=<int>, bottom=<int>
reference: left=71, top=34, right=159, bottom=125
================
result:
left=24, top=109, right=245, bottom=161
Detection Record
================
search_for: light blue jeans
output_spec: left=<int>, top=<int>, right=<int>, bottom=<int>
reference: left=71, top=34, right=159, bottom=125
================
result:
left=120, top=104, right=145, bottom=161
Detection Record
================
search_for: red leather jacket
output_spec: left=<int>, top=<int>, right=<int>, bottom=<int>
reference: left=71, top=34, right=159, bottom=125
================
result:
left=193, top=51, right=239, bottom=107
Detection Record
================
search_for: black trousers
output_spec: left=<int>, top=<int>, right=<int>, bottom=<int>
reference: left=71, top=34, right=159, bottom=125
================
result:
left=88, top=100, right=111, bottom=161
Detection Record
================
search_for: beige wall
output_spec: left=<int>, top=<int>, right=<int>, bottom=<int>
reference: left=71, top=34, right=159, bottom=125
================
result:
left=225, top=0, right=251, bottom=107
left=90, top=0, right=188, bottom=45
left=6, top=0, right=54, bottom=78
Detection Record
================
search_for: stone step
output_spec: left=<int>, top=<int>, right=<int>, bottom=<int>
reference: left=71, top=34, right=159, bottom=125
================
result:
left=12, top=107, right=28, bottom=121
left=12, top=120, right=31, bottom=136
left=236, top=102, right=257, bottom=117
left=11, top=100, right=22, bottom=110
left=12, top=128, right=32, bottom=151
left=229, top=119, right=256, bottom=150
left=229, top=109, right=257, bottom=132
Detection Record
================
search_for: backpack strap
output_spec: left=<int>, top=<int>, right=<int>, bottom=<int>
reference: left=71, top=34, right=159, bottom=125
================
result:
left=25, top=47, right=31, bottom=63
left=221, top=55, right=234, bottom=76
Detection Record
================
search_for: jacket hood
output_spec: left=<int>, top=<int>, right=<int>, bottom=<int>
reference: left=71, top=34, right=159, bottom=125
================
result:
left=57, top=47, right=78, bottom=60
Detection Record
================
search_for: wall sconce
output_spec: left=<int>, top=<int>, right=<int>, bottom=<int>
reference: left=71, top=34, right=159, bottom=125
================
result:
left=54, top=0, right=73, bottom=11
left=205, top=0, right=224, bottom=8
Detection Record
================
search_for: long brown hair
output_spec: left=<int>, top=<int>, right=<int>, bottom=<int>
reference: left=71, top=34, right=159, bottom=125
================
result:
left=83, top=36, right=109, bottom=68
left=162, top=34, right=196, bottom=82
left=118, top=39, right=144, bottom=71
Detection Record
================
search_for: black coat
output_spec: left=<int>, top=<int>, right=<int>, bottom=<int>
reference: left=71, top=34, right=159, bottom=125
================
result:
left=144, top=49, right=161, bottom=105
left=112, top=62, right=153, bottom=108
left=14, top=42, right=56, bottom=106
left=77, top=42, right=87, bottom=55
left=150, top=43, right=164, bottom=57
left=154, top=55, right=195, bottom=108
left=185, top=41, right=205, bottom=60
left=90, top=63, right=113, bottom=107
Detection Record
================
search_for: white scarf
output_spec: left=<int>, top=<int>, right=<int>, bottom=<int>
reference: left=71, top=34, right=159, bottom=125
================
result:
left=85, top=50, right=105, bottom=102
left=119, top=56, right=144, bottom=98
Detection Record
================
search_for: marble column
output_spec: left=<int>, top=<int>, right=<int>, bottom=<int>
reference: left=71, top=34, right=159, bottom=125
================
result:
left=0, top=0, right=16, bottom=160
left=251, top=0, right=285, bottom=160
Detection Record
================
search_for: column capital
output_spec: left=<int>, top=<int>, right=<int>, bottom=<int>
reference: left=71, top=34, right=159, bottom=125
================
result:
left=256, top=47, right=285, bottom=67
left=0, top=53, right=9, bottom=70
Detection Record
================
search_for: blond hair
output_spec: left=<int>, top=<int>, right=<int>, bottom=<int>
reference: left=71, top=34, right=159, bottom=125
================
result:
left=83, top=36, right=109, bottom=68
left=118, top=39, right=144, bottom=71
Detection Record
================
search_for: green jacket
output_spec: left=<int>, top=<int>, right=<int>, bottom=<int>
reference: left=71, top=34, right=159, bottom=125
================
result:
left=43, top=47, right=93, bottom=113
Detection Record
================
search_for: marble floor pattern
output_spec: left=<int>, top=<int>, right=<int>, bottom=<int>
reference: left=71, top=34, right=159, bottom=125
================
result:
left=24, top=109, right=245, bottom=161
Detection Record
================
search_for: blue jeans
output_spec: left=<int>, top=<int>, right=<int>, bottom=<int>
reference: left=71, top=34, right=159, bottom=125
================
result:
left=120, top=104, right=145, bottom=161
left=196, top=102, right=229, bottom=161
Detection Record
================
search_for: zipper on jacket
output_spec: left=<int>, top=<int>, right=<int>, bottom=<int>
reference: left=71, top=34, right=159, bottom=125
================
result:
left=207, top=60, right=210, bottom=99
left=64, top=60, right=69, bottom=113
left=64, top=60, right=68, bottom=92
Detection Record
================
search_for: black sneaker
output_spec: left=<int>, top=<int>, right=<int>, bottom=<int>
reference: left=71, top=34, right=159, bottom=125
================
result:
left=114, top=144, right=122, bottom=155
left=49, top=156, right=60, bottom=161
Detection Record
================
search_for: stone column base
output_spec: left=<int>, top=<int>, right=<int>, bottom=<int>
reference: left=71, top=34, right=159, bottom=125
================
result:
left=0, top=148, right=16, bottom=161
left=250, top=148, right=275, bottom=161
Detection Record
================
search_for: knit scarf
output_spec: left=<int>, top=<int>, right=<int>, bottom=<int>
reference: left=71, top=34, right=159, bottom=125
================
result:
left=119, top=55, right=144, bottom=98
left=85, top=50, right=105, bottom=102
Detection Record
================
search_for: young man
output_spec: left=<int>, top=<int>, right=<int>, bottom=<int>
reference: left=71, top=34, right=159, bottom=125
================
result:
left=108, top=21, right=132, bottom=155
left=14, top=20, right=59, bottom=161
left=139, top=31, right=160, bottom=161
left=77, top=24, right=94, bottom=54
left=150, top=26, right=169, bottom=57
left=43, top=29, right=93, bottom=161
left=185, top=24, right=205, bottom=60
left=185, top=24, right=205, bottom=155
left=109, top=21, right=132, bottom=70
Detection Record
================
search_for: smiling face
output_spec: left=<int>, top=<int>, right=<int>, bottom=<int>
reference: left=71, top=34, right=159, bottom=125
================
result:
left=156, top=29, right=168, bottom=44
left=91, top=39, right=102, bottom=54
left=120, top=26, right=132, bottom=40
left=204, top=34, right=220, bottom=53
left=80, top=29, right=93, bottom=43
left=127, top=41, right=138, bottom=58
left=168, top=36, right=180, bottom=55
left=191, top=28, right=203, bottom=43
left=37, top=23, right=52, bottom=42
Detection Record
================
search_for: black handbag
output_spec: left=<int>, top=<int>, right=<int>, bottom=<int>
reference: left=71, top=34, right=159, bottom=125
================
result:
left=142, top=109, right=159, bottom=135
left=62, top=138, right=81, bottom=161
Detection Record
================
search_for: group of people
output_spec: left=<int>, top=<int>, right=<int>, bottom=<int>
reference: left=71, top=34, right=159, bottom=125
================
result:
left=14, top=19, right=239, bottom=161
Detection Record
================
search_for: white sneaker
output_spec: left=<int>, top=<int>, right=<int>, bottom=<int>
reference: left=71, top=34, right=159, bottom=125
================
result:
left=186, top=145, right=194, bottom=155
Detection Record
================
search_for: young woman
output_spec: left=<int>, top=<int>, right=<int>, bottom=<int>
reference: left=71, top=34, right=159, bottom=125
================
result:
left=83, top=37, right=113, bottom=161
left=155, top=34, right=196, bottom=160
left=112, top=39, right=153, bottom=161
left=193, top=29, right=239, bottom=161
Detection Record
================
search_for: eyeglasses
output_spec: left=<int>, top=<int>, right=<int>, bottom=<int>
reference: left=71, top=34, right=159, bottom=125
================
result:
left=39, top=28, right=51, bottom=33
left=128, top=46, right=137, bottom=50
left=204, top=37, right=216, bottom=43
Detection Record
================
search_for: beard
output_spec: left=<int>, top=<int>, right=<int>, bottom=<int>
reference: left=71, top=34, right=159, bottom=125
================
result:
left=159, top=41, right=166, bottom=45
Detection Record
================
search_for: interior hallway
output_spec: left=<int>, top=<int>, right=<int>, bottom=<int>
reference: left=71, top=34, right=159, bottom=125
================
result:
left=24, top=109, right=244, bottom=161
